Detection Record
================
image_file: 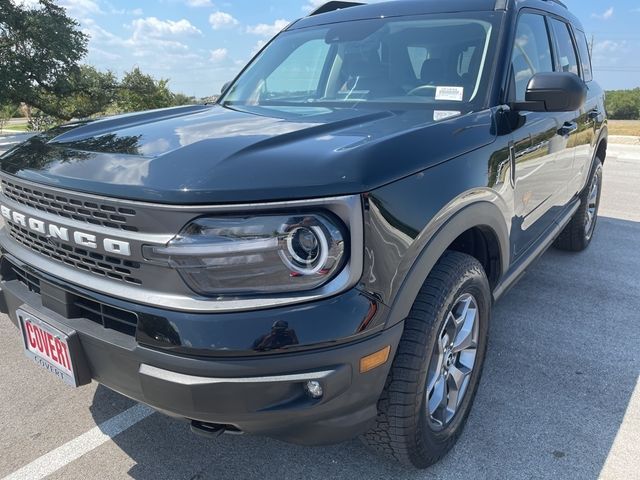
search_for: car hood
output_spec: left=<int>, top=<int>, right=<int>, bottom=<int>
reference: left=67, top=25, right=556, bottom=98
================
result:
left=0, top=104, right=495, bottom=204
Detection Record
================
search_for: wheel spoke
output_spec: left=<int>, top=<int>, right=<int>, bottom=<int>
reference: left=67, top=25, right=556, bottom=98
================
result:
left=458, top=349, right=477, bottom=370
left=428, top=374, right=447, bottom=417
left=447, top=365, right=471, bottom=409
left=454, top=297, right=472, bottom=325
left=452, top=303, right=477, bottom=353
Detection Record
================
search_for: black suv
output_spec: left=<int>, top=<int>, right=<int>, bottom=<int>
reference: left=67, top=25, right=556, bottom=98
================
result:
left=0, top=0, right=606, bottom=468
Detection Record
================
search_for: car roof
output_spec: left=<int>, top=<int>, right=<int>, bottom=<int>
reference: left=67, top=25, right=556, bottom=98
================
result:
left=289, top=0, right=582, bottom=31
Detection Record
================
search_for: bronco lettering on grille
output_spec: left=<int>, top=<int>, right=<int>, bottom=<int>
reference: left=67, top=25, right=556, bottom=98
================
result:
left=0, top=204, right=131, bottom=257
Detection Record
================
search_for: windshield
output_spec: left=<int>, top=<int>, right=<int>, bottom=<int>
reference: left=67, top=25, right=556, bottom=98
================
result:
left=221, top=12, right=500, bottom=114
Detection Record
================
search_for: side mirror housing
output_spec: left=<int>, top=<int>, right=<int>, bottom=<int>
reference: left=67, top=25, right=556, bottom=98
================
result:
left=221, top=81, right=232, bottom=96
left=512, top=72, right=586, bottom=113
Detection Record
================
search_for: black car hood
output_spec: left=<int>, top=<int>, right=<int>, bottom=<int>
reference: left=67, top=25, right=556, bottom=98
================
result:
left=0, top=104, right=495, bottom=204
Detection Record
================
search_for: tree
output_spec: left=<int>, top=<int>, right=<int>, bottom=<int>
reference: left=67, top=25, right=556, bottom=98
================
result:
left=0, top=0, right=88, bottom=117
left=0, top=103, right=18, bottom=132
left=605, top=89, right=640, bottom=120
left=116, top=68, right=175, bottom=113
left=37, top=65, right=118, bottom=120
left=171, top=93, right=196, bottom=107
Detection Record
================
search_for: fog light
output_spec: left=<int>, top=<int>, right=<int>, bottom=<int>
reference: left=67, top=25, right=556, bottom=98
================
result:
left=305, top=380, right=323, bottom=399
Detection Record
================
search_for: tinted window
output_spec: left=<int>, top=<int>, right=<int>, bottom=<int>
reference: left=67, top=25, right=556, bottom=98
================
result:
left=222, top=13, right=498, bottom=112
left=574, top=29, right=593, bottom=82
left=550, top=19, right=579, bottom=76
left=511, top=14, right=554, bottom=102
left=263, top=39, right=330, bottom=98
left=407, top=46, right=429, bottom=78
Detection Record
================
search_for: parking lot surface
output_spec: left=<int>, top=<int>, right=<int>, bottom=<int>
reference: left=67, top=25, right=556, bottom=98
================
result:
left=0, top=142, right=638, bottom=480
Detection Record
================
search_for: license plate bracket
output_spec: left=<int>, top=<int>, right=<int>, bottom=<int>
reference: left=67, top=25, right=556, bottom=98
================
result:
left=17, top=307, right=89, bottom=387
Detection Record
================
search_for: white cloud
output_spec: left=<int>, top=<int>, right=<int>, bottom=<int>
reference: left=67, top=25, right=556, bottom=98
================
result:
left=186, top=0, right=214, bottom=6
left=131, top=17, right=202, bottom=39
left=130, top=8, right=143, bottom=16
left=209, top=11, right=239, bottom=30
left=246, top=19, right=289, bottom=37
left=303, top=0, right=327, bottom=12
left=593, top=40, right=628, bottom=55
left=250, top=39, right=268, bottom=56
left=58, top=0, right=104, bottom=18
left=592, top=7, right=614, bottom=20
left=12, top=0, right=41, bottom=8
left=210, top=48, right=228, bottom=62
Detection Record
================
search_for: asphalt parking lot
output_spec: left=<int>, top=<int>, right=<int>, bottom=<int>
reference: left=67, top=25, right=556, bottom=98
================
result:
left=0, top=141, right=638, bottom=480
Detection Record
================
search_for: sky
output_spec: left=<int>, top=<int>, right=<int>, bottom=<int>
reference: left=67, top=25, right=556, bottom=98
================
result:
left=14, top=0, right=640, bottom=97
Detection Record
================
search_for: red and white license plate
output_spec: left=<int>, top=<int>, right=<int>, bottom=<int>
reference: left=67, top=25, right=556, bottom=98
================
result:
left=18, top=309, right=77, bottom=387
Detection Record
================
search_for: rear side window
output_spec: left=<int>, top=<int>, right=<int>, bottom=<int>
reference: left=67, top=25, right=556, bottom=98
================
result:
left=549, top=19, right=579, bottom=76
left=510, top=13, right=554, bottom=102
left=574, top=29, right=593, bottom=82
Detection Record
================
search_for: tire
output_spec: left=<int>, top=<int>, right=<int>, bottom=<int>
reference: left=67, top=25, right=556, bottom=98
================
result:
left=554, top=158, right=603, bottom=252
left=362, top=251, right=491, bottom=468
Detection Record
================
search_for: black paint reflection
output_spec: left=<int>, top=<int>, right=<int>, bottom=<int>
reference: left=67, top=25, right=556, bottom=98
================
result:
left=0, top=132, right=143, bottom=175
left=252, top=320, right=300, bottom=352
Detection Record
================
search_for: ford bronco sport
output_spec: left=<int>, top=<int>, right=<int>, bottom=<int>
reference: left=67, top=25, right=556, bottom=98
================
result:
left=0, top=0, right=607, bottom=468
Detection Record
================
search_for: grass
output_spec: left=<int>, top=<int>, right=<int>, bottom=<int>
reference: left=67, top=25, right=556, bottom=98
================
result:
left=0, top=123, right=30, bottom=133
left=608, top=120, right=640, bottom=137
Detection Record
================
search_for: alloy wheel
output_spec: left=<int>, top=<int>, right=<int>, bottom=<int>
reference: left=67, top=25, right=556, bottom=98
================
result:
left=585, top=171, right=600, bottom=238
left=426, top=293, right=480, bottom=430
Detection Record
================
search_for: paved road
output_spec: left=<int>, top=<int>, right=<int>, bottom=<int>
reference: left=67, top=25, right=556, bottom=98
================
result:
left=0, top=133, right=36, bottom=152
left=0, top=144, right=638, bottom=480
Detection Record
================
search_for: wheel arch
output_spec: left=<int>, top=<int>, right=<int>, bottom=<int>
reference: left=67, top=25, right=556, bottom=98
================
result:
left=385, top=200, right=510, bottom=327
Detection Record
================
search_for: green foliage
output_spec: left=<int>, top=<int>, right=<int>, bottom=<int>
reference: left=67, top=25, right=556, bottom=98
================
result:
left=115, top=68, right=175, bottom=113
left=37, top=65, right=118, bottom=120
left=1, top=1, right=198, bottom=126
left=0, top=103, right=19, bottom=132
left=0, top=0, right=88, bottom=118
left=171, top=93, right=197, bottom=107
left=605, top=89, right=640, bottom=120
left=27, top=110, right=57, bottom=131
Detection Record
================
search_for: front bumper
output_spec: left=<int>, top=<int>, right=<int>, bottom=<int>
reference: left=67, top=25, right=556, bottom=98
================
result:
left=0, top=255, right=403, bottom=445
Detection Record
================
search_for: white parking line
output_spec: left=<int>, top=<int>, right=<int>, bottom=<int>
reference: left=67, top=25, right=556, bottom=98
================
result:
left=2, top=403, right=154, bottom=480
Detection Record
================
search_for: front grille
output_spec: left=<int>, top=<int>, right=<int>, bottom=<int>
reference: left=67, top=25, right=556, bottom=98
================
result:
left=1, top=180, right=138, bottom=232
left=10, top=262, right=41, bottom=294
left=6, top=260, right=138, bottom=337
left=6, top=220, right=142, bottom=285
left=73, top=296, right=138, bottom=337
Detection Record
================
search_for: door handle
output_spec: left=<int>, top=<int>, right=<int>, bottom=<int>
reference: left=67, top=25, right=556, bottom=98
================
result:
left=558, top=121, right=578, bottom=137
left=588, top=109, right=600, bottom=120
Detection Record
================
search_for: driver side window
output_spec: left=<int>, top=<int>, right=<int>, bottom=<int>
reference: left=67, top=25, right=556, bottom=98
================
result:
left=510, top=14, right=554, bottom=102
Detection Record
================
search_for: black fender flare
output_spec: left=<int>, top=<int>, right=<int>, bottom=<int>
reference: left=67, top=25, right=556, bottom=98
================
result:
left=579, top=125, right=608, bottom=193
left=386, top=200, right=510, bottom=327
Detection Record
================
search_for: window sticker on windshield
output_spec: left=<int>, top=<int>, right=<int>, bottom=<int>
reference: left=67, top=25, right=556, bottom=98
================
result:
left=434, top=111, right=461, bottom=121
left=435, top=86, right=464, bottom=102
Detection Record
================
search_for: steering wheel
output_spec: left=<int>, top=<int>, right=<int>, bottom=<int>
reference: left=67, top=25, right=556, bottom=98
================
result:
left=407, top=85, right=438, bottom=97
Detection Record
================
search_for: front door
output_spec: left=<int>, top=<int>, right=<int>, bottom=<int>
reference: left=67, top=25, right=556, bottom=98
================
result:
left=508, top=12, right=577, bottom=257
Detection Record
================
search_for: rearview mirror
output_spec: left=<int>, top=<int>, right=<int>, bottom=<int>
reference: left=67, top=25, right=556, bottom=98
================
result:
left=513, top=72, right=586, bottom=113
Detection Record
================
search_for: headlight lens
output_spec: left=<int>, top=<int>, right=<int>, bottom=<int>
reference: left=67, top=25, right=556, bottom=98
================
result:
left=143, top=213, right=348, bottom=295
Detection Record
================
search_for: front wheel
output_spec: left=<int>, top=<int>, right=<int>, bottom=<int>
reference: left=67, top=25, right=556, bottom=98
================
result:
left=554, top=158, right=603, bottom=252
left=362, top=251, right=491, bottom=468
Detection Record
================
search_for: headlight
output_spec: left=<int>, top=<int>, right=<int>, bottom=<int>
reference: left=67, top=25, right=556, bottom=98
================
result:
left=143, top=213, right=348, bottom=296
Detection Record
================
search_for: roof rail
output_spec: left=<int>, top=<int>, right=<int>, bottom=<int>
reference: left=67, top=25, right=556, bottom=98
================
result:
left=543, top=0, right=568, bottom=9
left=309, top=1, right=364, bottom=16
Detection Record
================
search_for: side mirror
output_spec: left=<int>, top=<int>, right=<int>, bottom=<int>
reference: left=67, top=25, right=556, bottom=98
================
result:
left=221, top=81, right=232, bottom=96
left=513, top=72, right=586, bottom=112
